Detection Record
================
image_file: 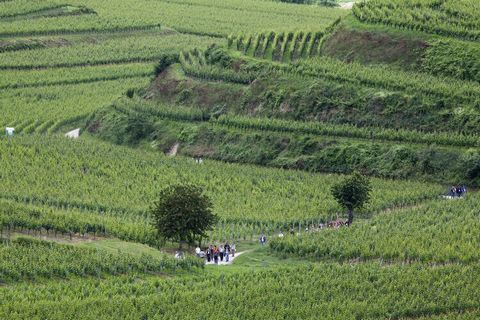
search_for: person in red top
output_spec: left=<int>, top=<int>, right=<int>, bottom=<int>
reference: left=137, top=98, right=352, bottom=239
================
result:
left=213, top=246, right=219, bottom=264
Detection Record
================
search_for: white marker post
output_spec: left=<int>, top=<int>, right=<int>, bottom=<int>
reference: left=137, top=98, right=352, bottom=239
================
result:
left=5, top=127, right=14, bottom=137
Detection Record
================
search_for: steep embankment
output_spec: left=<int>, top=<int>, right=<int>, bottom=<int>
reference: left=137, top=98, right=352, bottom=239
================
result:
left=86, top=100, right=480, bottom=186
left=322, top=10, right=480, bottom=83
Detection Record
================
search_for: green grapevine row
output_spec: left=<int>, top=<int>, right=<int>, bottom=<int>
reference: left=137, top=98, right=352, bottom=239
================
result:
left=287, top=57, right=480, bottom=105
left=0, top=0, right=347, bottom=38
left=0, top=77, right=151, bottom=130
left=228, top=30, right=324, bottom=62
left=215, top=114, right=480, bottom=148
left=0, top=136, right=442, bottom=225
left=0, top=200, right=156, bottom=245
left=179, top=50, right=257, bottom=84
left=0, top=237, right=202, bottom=282
left=0, top=62, right=155, bottom=89
left=270, top=194, right=480, bottom=263
left=0, top=33, right=223, bottom=69
left=352, top=0, right=480, bottom=41
left=114, top=98, right=480, bottom=148
left=0, top=263, right=479, bottom=319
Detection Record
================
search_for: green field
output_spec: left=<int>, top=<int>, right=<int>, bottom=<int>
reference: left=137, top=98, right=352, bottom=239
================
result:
left=1, top=0, right=479, bottom=318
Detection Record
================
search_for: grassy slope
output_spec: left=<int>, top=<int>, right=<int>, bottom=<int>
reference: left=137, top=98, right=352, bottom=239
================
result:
left=93, top=104, right=480, bottom=184
left=322, top=15, right=480, bottom=82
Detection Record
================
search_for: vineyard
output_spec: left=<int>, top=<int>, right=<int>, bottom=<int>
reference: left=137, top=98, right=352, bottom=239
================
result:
left=352, top=0, right=480, bottom=41
left=1, top=0, right=479, bottom=318
left=88, top=101, right=480, bottom=185
left=0, top=136, right=442, bottom=226
left=0, top=78, right=151, bottom=132
left=0, top=0, right=347, bottom=37
left=168, top=47, right=480, bottom=134
left=1, top=264, right=479, bottom=319
left=270, top=195, right=480, bottom=263
left=0, top=32, right=223, bottom=69
left=0, top=237, right=201, bottom=282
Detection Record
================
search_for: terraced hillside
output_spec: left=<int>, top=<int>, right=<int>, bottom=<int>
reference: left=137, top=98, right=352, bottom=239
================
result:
left=1, top=0, right=479, bottom=319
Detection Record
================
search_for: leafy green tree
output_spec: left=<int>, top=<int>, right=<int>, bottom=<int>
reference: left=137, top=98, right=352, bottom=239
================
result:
left=331, top=172, right=371, bottom=225
left=150, top=184, right=217, bottom=249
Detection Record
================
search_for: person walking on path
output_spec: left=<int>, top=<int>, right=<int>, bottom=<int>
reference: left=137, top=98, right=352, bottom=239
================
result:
left=231, top=243, right=236, bottom=257
left=219, top=245, right=225, bottom=262
left=224, top=243, right=230, bottom=262
left=213, top=245, right=219, bottom=264
left=259, top=233, right=266, bottom=246
left=206, top=245, right=212, bottom=262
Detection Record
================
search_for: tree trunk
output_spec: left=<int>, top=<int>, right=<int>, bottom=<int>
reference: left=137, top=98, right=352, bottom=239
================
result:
left=347, top=209, right=354, bottom=225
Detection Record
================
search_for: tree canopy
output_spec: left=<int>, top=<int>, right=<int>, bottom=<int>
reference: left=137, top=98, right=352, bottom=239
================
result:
left=150, top=184, right=217, bottom=248
left=331, top=172, right=371, bottom=225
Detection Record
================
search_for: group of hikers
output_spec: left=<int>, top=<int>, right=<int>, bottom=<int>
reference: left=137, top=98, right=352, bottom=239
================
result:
left=197, top=243, right=236, bottom=264
left=448, top=185, right=467, bottom=198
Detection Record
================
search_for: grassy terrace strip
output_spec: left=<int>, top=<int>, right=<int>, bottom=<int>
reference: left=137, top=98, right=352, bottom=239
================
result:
left=0, top=0, right=347, bottom=38
left=120, top=99, right=480, bottom=147
left=95, top=102, right=480, bottom=185
left=270, top=195, right=480, bottom=263
left=153, top=52, right=480, bottom=134
left=0, top=33, right=223, bottom=69
left=352, top=0, right=480, bottom=41
left=0, top=136, right=442, bottom=225
left=214, top=115, right=480, bottom=148
left=0, top=62, right=155, bottom=89
left=0, top=264, right=479, bottom=319
left=181, top=50, right=480, bottom=108
left=0, top=77, right=151, bottom=129
left=0, top=237, right=202, bottom=282
left=227, top=43, right=480, bottom=104
left=179, top=50, right=257, bottom=84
